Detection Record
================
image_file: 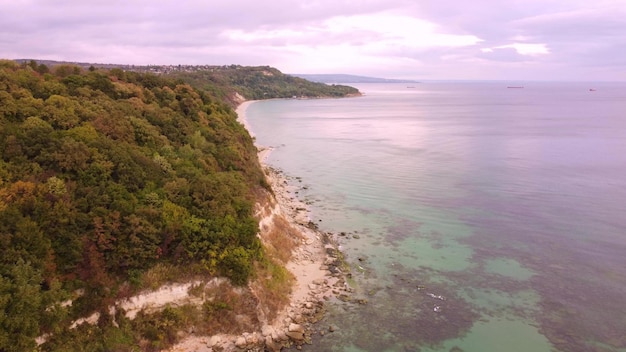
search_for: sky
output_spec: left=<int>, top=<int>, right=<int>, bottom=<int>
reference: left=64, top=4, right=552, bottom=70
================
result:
left=1, top=0, right=625, bottom=81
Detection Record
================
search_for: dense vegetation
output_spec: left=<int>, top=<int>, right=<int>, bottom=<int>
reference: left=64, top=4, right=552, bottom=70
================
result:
left=167, top=65, right=361, bottom=104
left=0, top=60, right=275, bottom=350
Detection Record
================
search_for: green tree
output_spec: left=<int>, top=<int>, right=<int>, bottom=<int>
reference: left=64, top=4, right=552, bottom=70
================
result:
left=0, top=63, right=287, bottom=347
left=42, top=95, right=80, bottom=129
left=0, top=91, right=17, bottom=121
left=0, top=259, right=43, bottom=352
left=53, top=65, right=81, bottom=78
left=220, top=246, right=253, bottom=285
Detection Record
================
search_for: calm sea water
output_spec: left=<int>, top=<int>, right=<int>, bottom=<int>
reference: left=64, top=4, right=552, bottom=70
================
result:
left=245, top=82, right=626, bottom=352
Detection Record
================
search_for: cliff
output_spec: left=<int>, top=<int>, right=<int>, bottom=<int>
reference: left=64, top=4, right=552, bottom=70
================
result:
left=0, top=59, right=353, bottom=351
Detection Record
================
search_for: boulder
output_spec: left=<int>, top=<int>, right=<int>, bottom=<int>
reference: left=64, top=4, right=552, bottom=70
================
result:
left=292, top=314, right=304, bottom=323
left=312, top=279, right=327, bottom=285
left=275, top=330, right=289, bottom=341
left=288, top=323, right=304, bottom=333
left=261, top=325, right=275, bottom=337
left=245, top=333, right=259, bottom=345
left=265, top=335, right=282, bottom=352
left=235, top=336, right=247, bottom=348
left=208, top=335, right=222, bottom=347
left=285, top=330, right=304, bottom=341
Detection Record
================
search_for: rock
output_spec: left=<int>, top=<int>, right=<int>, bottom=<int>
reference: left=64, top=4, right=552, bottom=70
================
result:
left=286, top=330, right=305, bottom=341
left=312, top=278, right=326, bottom=285
left=265, top=335, right=281, bottom=352
left=289, top=323, right=304, bottom=333
left=328, top=325, right=335, bottom=332
left=235, top=336, right=246, bottom=348
left=275, top=330, right=288, bottom=341
left=261, top=325, right=275, bottom=337
left=246, top=333, right=259, bottom=345
left=338, top=294, right=351, bottom=302
left=208, top=335, right=221, bottom=347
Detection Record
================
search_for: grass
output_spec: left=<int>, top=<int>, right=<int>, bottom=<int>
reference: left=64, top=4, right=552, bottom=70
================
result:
left=43, top=192, right=303, bottom=350
left=252, top=259, right=294, bottom=322
left=138, top=263, right=181, bottom=291
left=250, top=197, right=305, bottom=322
left=262, top=213, right=301, bottom=264
left=198, top=281, right=261, bottom=335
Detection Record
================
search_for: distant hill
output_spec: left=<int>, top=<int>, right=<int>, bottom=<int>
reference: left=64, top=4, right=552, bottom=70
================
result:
left=290, top=73, right=419, bottom=84
left=167, top=65, right=361, bottom=105
left=13, top=60, right=361, bottom=105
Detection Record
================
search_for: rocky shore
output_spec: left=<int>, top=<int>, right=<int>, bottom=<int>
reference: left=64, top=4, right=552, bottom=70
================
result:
left=168, top=151, right=353, bottom=352
left=164, top=102, right=353, bottom=351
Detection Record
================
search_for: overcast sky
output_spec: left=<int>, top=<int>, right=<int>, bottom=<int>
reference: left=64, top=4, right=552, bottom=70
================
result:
left=1, top=0, right=625, bottom=81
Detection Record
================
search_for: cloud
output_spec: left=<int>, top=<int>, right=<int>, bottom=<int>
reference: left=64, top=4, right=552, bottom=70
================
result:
left=222, top=12, right=482, bottom=50
left=0, top=0, right=625, bottom=80
left=479, top=47, right=534, bottom=62
left=482, top=43, right=549, bottom=57
left=220, top=11, right=483, bottom=77
left=511, top=3, right=626, bottom=41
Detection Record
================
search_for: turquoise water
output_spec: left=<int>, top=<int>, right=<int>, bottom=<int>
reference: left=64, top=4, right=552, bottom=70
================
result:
left=245, top=82, right=626, bottom=352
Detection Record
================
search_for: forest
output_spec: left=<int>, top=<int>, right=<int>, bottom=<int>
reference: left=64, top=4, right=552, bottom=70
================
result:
left=0, top=59, right=357, bottom=351
left=166, top=65, right=361, bottom=105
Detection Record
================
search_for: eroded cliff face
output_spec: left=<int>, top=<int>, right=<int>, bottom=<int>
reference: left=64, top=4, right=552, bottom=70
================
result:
left=55, top=165, right=347, bottom=352
left=164, top=164, right=352, bottom=351
left=161, top=172, right=337, bottom=351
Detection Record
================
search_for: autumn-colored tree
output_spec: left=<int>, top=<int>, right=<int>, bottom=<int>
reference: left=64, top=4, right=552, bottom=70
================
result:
left=0, top=63, right=274, bottom=348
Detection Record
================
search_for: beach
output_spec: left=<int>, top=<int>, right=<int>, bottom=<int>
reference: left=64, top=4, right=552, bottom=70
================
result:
left=238, top=100, right=347, bottom=308
left=164, top=101, right=349, bottom=351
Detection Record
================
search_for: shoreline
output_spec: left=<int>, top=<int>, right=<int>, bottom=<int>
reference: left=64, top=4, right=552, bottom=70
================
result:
left=238, top=100, right=346, bottom=304
left=168, top=101, right=350, bottom=351
left=237, top=100, right=351, bottom=349
left=235, top=100, right=259, bottom=139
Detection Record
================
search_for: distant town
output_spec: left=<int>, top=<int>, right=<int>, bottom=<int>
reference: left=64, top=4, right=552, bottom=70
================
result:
left=14, top=59, right=254, bottom=75
left=14, top=59, right=419, bottom=84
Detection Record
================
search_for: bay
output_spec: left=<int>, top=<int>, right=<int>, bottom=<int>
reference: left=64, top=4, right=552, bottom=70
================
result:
left=245, top=81, right=626, bottom=352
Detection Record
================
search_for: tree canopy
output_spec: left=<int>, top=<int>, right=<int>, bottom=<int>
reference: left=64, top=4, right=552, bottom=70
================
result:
left=0, top=60, right=272, bottom=350
left=167, top=65, right=361, bottom=105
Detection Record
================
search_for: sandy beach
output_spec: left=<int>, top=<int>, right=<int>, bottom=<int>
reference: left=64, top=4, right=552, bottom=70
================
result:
left=238, top=101, right=345, bottom=307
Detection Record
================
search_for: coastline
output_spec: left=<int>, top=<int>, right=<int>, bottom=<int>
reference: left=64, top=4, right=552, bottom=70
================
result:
left=238, top=100, right=347, bottom=307
left=167, top=101, right=350, bottom=351
left=235, top=101, right=258, bottom=139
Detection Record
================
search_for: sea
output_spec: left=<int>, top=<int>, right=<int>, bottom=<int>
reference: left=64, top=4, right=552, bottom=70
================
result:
left=243, top=81, right=626, bottom=352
